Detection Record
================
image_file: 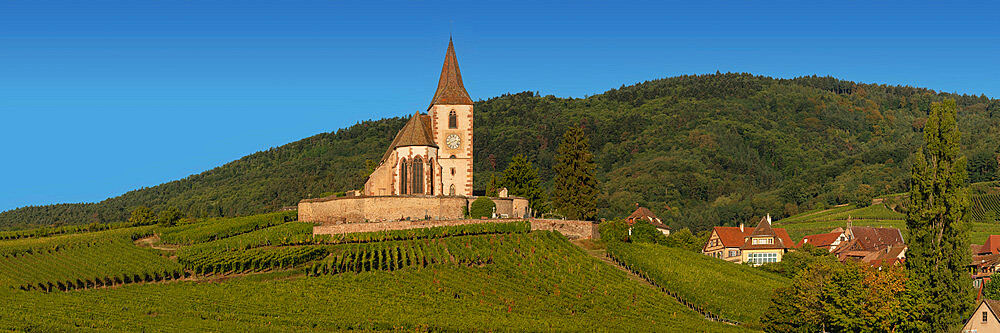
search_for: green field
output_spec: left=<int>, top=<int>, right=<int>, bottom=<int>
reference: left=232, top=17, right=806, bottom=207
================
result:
left=607, top=242, right=789, bottom=328
left=0, top=214, right=745, bottom=331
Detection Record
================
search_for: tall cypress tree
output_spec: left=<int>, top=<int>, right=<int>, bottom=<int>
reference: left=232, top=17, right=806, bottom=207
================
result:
left=552, top=127, right=599, bottom=220
left=500, top=154, right=546, bottom=216
left=905, top=99, right=973, bottom=331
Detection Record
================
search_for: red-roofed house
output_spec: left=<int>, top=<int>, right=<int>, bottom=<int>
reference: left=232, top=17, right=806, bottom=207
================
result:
left=702, top=215, right=795, bottom=265
left=796, top=231, right=843, bottom=251
left=970, top=236, right=1000, bottom=289
left=626, top=205, right=671, bottom=236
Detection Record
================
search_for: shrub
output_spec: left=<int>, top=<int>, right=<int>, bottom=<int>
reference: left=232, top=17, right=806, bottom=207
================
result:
left=157, top=207, right=183, bottom=227
left=469, top=197, right=495, bottom=219
left=598, top=220, right=630, bottom=243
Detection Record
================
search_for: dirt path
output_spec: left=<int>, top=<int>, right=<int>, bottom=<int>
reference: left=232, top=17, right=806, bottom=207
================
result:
left=569, top=239, right=740, bottom=326
left=133, top=234, right=181, bottom=252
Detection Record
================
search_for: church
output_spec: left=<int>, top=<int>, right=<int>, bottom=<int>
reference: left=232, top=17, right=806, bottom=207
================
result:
left=363, top=38, right=474, bottom=197
left=298, top=38, right=530, bottom=225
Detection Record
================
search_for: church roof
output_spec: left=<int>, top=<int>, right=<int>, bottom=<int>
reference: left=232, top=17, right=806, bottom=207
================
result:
left=428, top=38, right=473, bottom=109
left=380, top=111, right=437, bottom=162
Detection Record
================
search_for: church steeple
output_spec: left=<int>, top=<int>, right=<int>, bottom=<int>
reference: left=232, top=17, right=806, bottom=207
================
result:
left=428, top=38, right=473, bottom=109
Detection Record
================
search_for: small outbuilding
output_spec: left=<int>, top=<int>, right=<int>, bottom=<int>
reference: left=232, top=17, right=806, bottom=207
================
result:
left=626, top=205, right=670, bottom=236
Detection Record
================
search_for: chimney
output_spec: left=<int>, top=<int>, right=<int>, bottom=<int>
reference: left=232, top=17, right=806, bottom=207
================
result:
left=740, top=223, right=745, bottom=232
left=766, top=214, right=772, bottom=224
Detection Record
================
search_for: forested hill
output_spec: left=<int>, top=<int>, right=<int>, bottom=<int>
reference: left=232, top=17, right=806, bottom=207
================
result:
left=3, top=73, right=998, bottom=231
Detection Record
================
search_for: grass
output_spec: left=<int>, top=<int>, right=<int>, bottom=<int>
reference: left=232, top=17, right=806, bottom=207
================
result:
left=607, top=241, right=790, bottom=327
left=0, top=231, right=749, bottom=332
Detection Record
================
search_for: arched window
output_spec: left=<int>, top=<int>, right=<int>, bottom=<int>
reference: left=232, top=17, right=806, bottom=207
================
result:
left=449, top=184, right=456, bottom=196
left=428, top=158, right=434, bottom=195
left=448, top=110, right=457, bottom=129
left=411, top=157, right=424, bottom=194
left=399, top=158, right=408, bottom=194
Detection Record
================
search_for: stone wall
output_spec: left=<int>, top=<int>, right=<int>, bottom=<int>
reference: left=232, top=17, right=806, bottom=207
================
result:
left=299, top=196, right=468, bottom=224
left=312, top=218, right=597, bottom=239
left=298, top=195, right=531, bottom=224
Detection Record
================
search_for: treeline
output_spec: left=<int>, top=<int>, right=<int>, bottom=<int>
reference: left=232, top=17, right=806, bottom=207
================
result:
left=3, top=73, right=999, bottom=232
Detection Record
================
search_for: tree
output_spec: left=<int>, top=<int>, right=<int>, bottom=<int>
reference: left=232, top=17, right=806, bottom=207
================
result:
left=486, top=174, right=499, bottom=197
left=469, top=197, right=496, bottom=219
left=157, top=206, right=183, bottom=227
left=660, top=228, right=703, bottom=252
left=905, top=99, right=974, bottom=331
left=984, top=279, right=1000, bottom=300
left=853, top=184, right=875, bottom=208
left=629, top=221, right=665, bottom=244
left=500, top=154, right=546, bottom=216
left=552, top=127, right=599, bottom=220
left=128, top=206, right=156, bottom=226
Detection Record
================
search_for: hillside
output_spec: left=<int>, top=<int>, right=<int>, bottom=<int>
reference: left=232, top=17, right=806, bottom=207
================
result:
left=0, top=217, right=746, bottom=331
left=606, top=242, right=790, bottom=328
left=3, top=73, right=1000, bottom=231
left=773, top=203, right=1000, bottom=244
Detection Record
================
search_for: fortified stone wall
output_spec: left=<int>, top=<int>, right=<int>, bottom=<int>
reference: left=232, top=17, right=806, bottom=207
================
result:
left=299, top=196, right=467, bottom=224
left=298, top=195, right=531, bottom=224
left=312, top=218, right=597, bottom=239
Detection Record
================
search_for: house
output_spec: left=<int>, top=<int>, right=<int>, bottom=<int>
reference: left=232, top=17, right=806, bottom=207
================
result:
left=970, top=236, right=1000, bottom=288
left=962, top=299, right=1000, bottom=333
left=830, top=223, right=906, bottom=263
left=702, top=215, right=794, bottom=265
left=626, top=205, right=670, bottom=236
left=795, top=231, right=843, bottom=251
left=796, top=218, right=906, bottom=265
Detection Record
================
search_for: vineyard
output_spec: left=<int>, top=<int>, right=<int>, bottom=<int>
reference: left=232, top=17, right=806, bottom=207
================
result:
left=0, top=226, right=154, bottom=258
left=180, top=245, right=328, bottom=274
left=0, top=226, right=181, bottom=291
left=0, top=229, right=747, bottom=331
left=606, top=241, right=790, bottom=327
left=157, top=211, right=297, bottom=245
left=970, top=193, right=1000, bottom=222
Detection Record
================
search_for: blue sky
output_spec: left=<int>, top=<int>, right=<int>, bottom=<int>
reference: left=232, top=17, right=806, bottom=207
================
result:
left=1, top=1, right=997, bottom=212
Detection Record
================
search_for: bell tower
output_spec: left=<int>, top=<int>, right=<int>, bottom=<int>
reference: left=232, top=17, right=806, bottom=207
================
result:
left=428, top=38, right=474, bottom=196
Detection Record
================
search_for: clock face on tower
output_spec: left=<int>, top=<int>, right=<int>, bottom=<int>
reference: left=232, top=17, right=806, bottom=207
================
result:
left=446, top=134, right=461, bottom=149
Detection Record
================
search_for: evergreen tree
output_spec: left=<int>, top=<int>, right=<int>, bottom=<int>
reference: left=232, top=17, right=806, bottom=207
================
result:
left=905, top=99, right=973, bottom=331
left=552, top=127, right=599, bottom=220
left=486, top=174, right=499, bottom=197
left=500, top=154, right=546, bottom=217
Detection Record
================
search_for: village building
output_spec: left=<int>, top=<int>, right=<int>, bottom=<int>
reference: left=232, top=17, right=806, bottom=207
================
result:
left=795, top=229, right=843, bottom=251
left=796, top=219, right=906, bottom=266
left=970, top=235, right=1000, bottom=288
left=297, top=39, right=530, bottom=224
left=962, top=299, right=1000, bottom=333
left=828, top=222, right=906, bottom=263
left=702, top=215, right=794, bottom=265
left=625, top=205, right=670, bottom=236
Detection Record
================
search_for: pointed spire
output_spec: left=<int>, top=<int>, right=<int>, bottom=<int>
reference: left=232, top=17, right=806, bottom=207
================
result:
left=428, top=38, right=473, bottom=109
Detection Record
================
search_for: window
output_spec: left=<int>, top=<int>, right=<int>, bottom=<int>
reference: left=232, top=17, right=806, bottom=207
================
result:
left=411, top=157, right=424, bottom=194
left=449, top=184, right=456, bottom=196
left=985, top=311, right=989, bottom=323
left=747, top=253, right=778, bottom=265
left=449, top=110, right=458, bottom=128
left=751, top=237, right=774, bottom=245
left=428, top=158, right=434, bottom=195
left=728, top=250, right=739, bottom=257
left=451, top=167, right=456, bottom=176
left=399, top=159, right=408, bottom=194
